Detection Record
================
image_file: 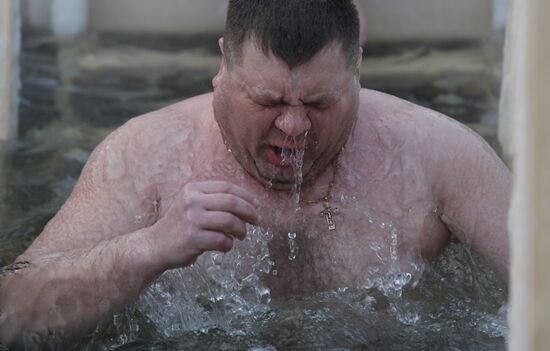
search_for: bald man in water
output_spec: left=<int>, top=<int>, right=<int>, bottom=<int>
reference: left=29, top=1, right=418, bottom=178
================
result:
left=0, top=0, right=511, bottom=347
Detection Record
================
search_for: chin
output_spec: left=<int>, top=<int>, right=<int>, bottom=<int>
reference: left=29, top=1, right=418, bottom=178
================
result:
left=253, top=160, right=317, bottom=190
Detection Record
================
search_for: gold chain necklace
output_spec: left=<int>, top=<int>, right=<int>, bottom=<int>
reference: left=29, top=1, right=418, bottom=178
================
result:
left=302, top=156, right=340, bottom=231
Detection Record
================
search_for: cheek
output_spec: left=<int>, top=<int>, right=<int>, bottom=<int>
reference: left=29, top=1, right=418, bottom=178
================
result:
left=311, top=107, right=356, bottom=145
left=230, top=107, right=277, bottom=144
left=310, top=108, right=343, bottom=134
left=246, top=107, right=278, bottom=131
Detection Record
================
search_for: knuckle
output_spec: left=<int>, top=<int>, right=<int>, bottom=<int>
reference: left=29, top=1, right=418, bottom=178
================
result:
left=211, top=234, right=233, bottom=252
left=182, top=182, right=195, bottom=196
left=228, top=196, right=241, bottom=210
left=218, top=236, right=234, bottom=252
left=220, top=182, right=232, bottom=193
left=219, top=213, right=235, bottom=228
left=239, top=221, right=247, bottom=233
left=245, top=203, right=256, bottom=217
left=183, top=190, right=199, bottom=208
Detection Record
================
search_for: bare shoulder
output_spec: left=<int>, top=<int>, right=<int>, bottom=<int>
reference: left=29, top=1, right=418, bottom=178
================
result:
left=93, top=93, right=215, bottom=178
left=24, top=94, right=214, bottom=256
left=357, top=89, right=497, bottom=165
left=359, top=89, right=464, bottom=146
left=356, top=88, right=510, bottom=200
left=108, top=93, right=212, bottom=156
left=76, top=91, right=216, bottom=208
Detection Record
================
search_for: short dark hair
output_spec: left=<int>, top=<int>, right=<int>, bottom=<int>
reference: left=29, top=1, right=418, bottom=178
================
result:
left=224, top=0, right=360, bottom=69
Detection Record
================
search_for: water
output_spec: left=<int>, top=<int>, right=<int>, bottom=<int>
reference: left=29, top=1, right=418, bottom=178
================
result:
left=75, top=239, right=506, bottom=350
left=279, top=134, right=308, bottom=263
left=0, top=32, right=507, bottom=350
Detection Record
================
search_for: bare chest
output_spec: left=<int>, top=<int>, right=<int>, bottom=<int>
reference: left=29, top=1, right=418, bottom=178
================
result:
left=253, top=184, right=448, bottom=296
left=152, top=133, right=450, bottom=295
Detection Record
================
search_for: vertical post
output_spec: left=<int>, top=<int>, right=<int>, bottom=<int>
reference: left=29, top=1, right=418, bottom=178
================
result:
left=504, top=0, right=550, bottom=349
left=0, top=0, right=20, bottom=143
left=492, top=0, right=508, bottom=33
left=51, top=0, right=88, bottom=38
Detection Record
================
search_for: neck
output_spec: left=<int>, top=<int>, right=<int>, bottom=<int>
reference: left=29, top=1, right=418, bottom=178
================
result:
left=298, top=153, right=340, bottom=204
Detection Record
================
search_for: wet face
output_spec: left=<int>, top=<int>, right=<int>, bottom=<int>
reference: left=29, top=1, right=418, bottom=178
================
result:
left=212, top=39, right=361, bottom=190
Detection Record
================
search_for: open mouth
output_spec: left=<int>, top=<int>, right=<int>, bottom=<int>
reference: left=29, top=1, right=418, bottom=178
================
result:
left=267, top=146, right=285, bottom=166
left=266, top=145, right=305, bottom=167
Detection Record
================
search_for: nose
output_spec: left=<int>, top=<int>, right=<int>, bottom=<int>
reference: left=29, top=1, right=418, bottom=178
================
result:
left=274, top=107, right=312, bottom=137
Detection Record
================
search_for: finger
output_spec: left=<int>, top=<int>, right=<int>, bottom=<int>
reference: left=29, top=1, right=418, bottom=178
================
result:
left=201, top=193, right=259, bottom=225
left=197, top=211, right=247, bottom=240
left=195, top=181, right=260, bottom=207
left=192, top=230, right=234, bottom=253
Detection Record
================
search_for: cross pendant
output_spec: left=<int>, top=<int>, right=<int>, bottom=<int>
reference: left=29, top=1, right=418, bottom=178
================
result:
left=320, top=202, right=339, bottom=231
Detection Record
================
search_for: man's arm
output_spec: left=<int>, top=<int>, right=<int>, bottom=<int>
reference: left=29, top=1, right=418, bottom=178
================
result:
left=0, top=114, right=259, bottom=347
left=0, top=117, right=169, bottom=347
left=0, top=227, right=163, bottom=349
left=430, top=114, right=512, bottom=278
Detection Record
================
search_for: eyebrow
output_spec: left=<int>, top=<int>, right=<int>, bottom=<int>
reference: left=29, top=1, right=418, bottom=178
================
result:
left=245, top=84, right=282, bottom=101
left=244, top=82, right=341, bottom=105
left=301, top=90, right=341, bottom=104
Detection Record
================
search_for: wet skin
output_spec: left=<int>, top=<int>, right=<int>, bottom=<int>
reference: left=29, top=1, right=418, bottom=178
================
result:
left=0, top=40, right=511, bottom=345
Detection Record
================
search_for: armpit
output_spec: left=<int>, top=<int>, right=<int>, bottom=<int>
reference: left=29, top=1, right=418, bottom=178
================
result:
left=0, top=261, right=31, bottom=277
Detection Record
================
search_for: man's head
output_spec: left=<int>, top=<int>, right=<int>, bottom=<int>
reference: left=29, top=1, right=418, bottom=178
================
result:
left=223, top=0, right=360, bottom=69
left=212, top=0, right=362, bottom=190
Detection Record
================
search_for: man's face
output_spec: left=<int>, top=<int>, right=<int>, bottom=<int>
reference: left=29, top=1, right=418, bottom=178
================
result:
left=212, top=39, right=361, bottom=190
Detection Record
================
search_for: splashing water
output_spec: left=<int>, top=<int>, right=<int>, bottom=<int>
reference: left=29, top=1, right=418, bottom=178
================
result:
left=287, top=232, right=298, bottom=261
left=134, top=225, right=275, bottom=338
left=280, top=134, right=307, bottom=209
left=279, top=133, right=308, bottom=262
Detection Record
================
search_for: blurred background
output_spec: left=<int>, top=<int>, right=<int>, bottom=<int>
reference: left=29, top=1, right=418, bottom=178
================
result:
left=21, top=0, right=506, bottom=42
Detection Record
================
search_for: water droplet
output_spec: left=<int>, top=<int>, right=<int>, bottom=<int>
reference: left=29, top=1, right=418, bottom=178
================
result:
left=211, top=253, right=223, bottom=266
left=288, top=232, right=298, bottom=261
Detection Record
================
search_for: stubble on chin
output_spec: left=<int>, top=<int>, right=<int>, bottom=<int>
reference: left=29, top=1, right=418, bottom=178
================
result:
left=254, top=159, right=321, bottom=190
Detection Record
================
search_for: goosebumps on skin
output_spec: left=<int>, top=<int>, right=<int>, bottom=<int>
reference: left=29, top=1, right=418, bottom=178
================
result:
left=0, top=0, right=511, bottom=348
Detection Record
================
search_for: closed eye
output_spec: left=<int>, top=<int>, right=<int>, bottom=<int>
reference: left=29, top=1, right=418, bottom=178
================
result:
left=255, top=99, right=281, bottom=108
left=307, top=101, right=332, bottom=110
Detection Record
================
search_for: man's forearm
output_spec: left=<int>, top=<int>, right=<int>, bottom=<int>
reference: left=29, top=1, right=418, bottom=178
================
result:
left=0, top=226, right=163, bottom=348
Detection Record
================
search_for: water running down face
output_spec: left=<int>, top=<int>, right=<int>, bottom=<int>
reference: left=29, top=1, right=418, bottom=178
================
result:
left=212, top=39, right=361, bottom=190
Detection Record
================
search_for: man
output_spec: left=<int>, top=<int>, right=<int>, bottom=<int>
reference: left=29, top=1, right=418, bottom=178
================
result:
left=0, top=0, right=511, bottom=347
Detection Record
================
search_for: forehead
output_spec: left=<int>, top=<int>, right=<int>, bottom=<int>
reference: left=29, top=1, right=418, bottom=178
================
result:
left=232, top=40, right=353, bottom=97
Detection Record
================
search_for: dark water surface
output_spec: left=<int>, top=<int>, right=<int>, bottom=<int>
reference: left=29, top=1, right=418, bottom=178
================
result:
left=1, top=32, right=506, bottom=350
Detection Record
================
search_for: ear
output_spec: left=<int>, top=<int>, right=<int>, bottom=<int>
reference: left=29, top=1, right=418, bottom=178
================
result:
left=356, top=46, right=363, bottom=68
left=212, top=37, right=228, bottom=89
